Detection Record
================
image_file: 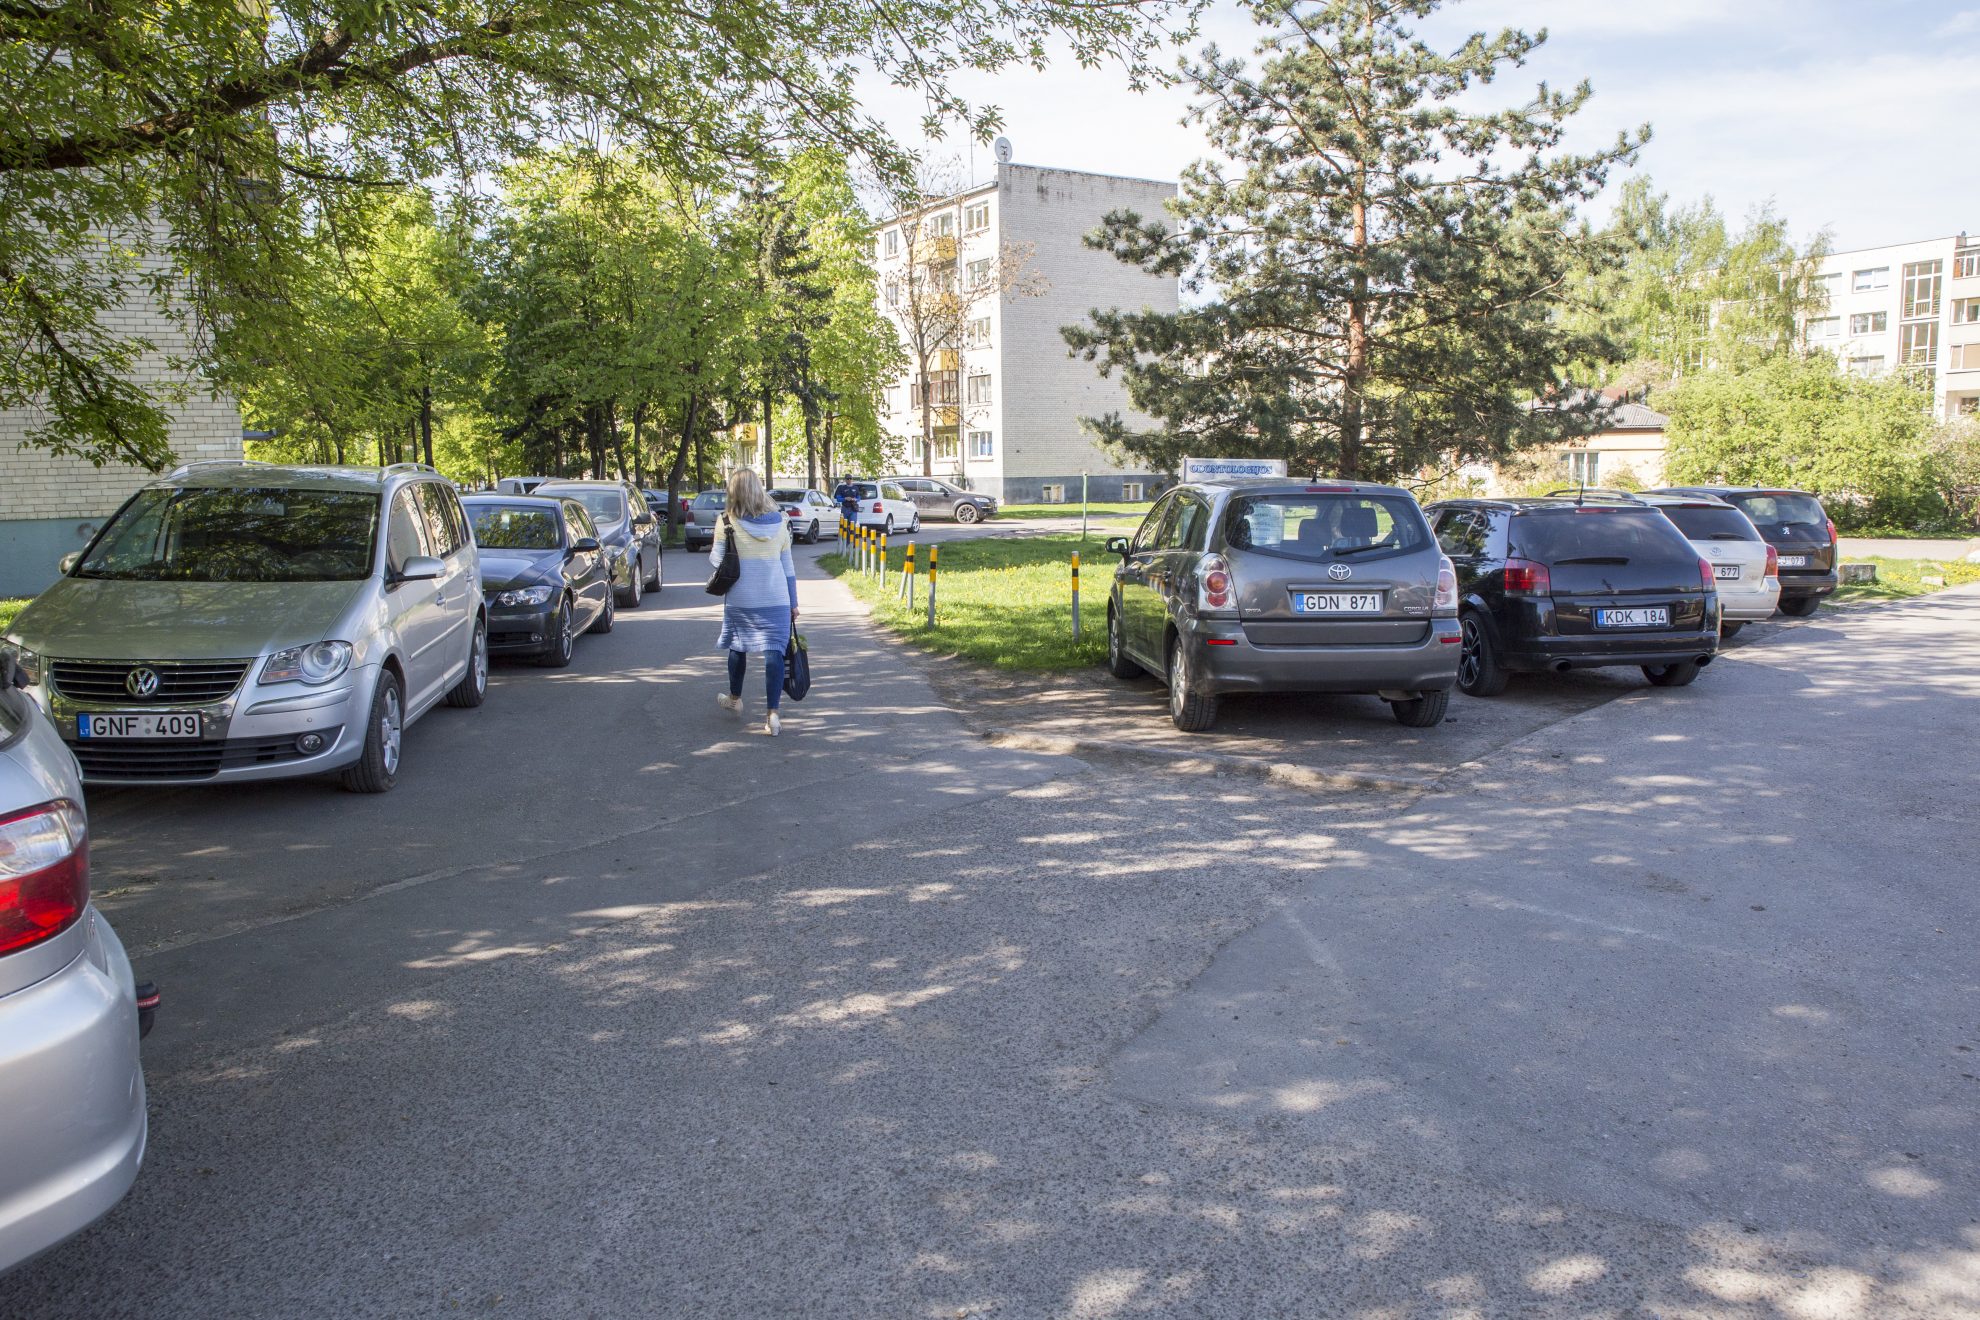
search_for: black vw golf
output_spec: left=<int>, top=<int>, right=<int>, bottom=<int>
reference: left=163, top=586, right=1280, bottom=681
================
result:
left=462, top=494, right=615, bottom=668
left=1425, top=496, right=1721, bottom=694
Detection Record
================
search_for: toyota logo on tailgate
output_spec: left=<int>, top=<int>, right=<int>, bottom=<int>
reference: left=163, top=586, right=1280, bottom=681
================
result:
left=126, top=666, right=161, bottom=698
left=1327, top=563, right=1352, bottom=581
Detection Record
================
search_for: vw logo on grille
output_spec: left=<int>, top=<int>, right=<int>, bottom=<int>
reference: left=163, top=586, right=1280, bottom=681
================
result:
left=1327, top=563, right=1353, bottom=581
left=125, top=666, right=161, bottom=698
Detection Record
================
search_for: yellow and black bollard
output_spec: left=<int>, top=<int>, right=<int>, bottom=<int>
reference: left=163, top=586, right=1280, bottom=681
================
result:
left=878, top=531, right=889, bottom=590
left=901, top=543, right=915, bottom=603
left=1071, top=551, right=1081, bottom=641
left=926, top=544, right=938, bottom=626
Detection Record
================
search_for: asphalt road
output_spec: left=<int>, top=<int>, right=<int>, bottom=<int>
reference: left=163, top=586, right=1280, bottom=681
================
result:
left=5, top=552, right=1976, bottom=1317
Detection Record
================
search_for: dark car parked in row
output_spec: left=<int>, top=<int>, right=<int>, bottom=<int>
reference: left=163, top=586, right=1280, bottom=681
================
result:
left=1651, top=486, right=1837, bottom=617
left=1105, top=479, right=1460, bottom=732
left=1427, top=497, right=1721, bottom=695
left=683, top=489, right=724, bottom=552
left=532, top=480, right=663, bottom=608
left=462, top=495, right=615, bottom=667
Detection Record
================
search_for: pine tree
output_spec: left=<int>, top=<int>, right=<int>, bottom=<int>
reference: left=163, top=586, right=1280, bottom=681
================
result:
left=1065, top=0, right=1645, bottom=483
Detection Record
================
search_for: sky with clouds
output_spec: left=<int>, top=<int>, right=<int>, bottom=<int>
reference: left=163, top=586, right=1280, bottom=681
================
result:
left=860, top=0, right=1978, bottom=253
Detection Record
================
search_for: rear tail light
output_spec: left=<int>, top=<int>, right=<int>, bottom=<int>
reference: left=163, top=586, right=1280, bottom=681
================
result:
left=0, top=799, right=88, bottom=957
left=1698, top=556, right=1715, bottom=593
left=1199, top=554, right=1234, bottom=611
left=1826, top=518, right=1837, bottom=544
left=1434, top=556, right=1458, bottom=613
left=1765, top=544, right=1779, bottom=578
left=1502, top=558, right=1550, bottom=596
left=872, top=501, right=883, bottom=513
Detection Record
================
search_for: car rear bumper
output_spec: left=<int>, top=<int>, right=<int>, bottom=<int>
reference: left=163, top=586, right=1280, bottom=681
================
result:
left=1504, top=632, right=1720, bottom=671
left=49, top=666, right=376, bottom=786
left=1187, top=617, right=1461, bottom=694
left=1720, top=581, right=1783, bottom=621
left=1778, top=570, right=1839, bottom=600
left=0, top=911, right=146, bottom=1273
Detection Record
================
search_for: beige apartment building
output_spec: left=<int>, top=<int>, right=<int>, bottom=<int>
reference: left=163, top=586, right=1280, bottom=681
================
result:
left=867, top=158, right=1179, bottom=504
left=1803, top=232, right=1980, bottom=416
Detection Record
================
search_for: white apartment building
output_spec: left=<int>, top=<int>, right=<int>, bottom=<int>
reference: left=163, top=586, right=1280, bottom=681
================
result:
left=1803, top=232, right=1980, bottom=416
left=868, top=160, right=1179, bottom=504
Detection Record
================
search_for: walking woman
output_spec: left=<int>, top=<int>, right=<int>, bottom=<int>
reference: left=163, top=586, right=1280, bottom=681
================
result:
left=710, top=468, right=798, bottom=735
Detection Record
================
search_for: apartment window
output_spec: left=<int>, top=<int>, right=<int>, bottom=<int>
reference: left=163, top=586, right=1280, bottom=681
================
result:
left=968, top=430, right=993, bottom=458
left=964, top=202, right=990, bottom=233
left=1949, top=343, right=1980, bottom=371
left=1810, top=271, right=1841, bottom=298
left=1953, top=298, right=1980, bottom=325
left=1901, top=260, right=1943, bottom=319
left=865, top=237, right=877, bottom=260
left=966, top=373, right=992, bottom=405
left=1960, top=396, right=1980, bottom=414
left=935, top=434, right=960, bottom=460
left=1121, top=481, right=1146, bottom=501
left=909, top=373, right=958, bottom=409
left=966, top=258, right=992, bottom=289
left=884, top=229, right=899, bottom=258
left=1849, top=355, right=1886, bottom=376
left=884, top=277, right=899, bottom=307
left=1853, top=267, right=1890, bottom=292
left=1957, top=253, right=1980, bottom=279
left=1900, top=320, right=1939, bottom=365
left=1559, top=451, right=1600, bottom=484
left=1040, top=484, right=1066, bottom=504
left=1805, top=316, right=1841, bottom=339
left=1848, top=312, right=1886, bottom=336
left=927, top=212, right=953, bottom=238
left=966, top=317, right=991, bottom=347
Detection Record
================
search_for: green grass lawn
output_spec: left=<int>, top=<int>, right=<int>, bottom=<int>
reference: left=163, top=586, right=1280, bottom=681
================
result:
left=1830, top=556, right=1980, bottom=605
left=822, top=533, right=1108, bottom=670
left=0, top=598, right=25, bottom=633
left=995, top=501, right=1149, bottom=525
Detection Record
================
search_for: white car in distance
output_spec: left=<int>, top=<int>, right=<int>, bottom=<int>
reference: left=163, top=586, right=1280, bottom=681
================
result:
left=1638, top=493, right=1780, bottom=636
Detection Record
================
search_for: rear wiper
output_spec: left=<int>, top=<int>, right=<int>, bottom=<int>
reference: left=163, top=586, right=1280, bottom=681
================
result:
left=1331, top=541, right=1399, bottom=557
left=1554, top=555, right=1629, bottom=565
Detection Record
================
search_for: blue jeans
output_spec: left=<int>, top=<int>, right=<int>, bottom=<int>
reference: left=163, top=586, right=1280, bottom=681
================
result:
left=728, top=648, right=785, bottom=711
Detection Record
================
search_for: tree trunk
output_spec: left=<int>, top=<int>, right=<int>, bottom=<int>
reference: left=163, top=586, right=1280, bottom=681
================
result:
left=666, top=393, right=699, bottom=547
left=803, top=402, right=818, bottom=490
left=919, top=354, right=935, bottom=478
left=630, top=402, right=647, bottom=486
left=608, top=399, right=629, bottom=482
left=760, top=381, right=774, bottom=477
left=419, top=385, right=435, bottom=469
left=821, top=411, right=835, bottom=486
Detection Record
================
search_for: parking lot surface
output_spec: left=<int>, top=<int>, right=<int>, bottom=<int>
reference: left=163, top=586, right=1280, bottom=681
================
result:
left=4, top=565, right=1975, bottom=1318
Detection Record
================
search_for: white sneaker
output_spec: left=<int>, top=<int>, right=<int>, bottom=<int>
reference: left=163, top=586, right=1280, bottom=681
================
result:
left=764, top=712, right=781, bottom=737
left=717, top=693, right=741, bottom=713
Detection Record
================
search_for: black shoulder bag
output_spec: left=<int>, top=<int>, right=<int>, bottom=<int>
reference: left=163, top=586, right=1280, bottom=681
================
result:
left=703, top=518, right=741, bottom=596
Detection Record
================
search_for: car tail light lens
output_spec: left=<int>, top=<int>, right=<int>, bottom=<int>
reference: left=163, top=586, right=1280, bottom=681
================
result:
left=1502, top=558, right=1550, bottom=596
left=1698, top=556, right=1715, bottom=593
left=1765, top=544, right=1779, bottom=578
left=0, top=799, right=88, bottom=957
left=1826, top=518, right=1837, bottom=544
left=1434, top=556, right=1458, bottom=613
left=1199, top=554, right=1234, bottom=611
left=872, top=501, right=883, bottom=513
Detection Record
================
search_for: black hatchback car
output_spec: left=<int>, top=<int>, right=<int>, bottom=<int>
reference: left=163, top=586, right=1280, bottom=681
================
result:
left=462, top=494, right=616, bottom=667
left=1650, top=486, right=1837, bottom=617
left=1425, top=497, right=1720, bottom=694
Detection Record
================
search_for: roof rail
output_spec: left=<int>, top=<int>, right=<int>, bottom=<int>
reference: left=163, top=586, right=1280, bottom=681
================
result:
left=1542, top=486, right=1644, bottom=503
left=383, top=462, right=440, bottom=477
left=166, top=458, right=269, bottom=479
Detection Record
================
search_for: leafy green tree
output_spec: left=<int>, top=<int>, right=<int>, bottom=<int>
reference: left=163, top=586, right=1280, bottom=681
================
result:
left=1662, top=355, right=1943, bottom=530
left=0, top=0, right=1200, bottom=468
left=1064, top=0, right=1641, bottom=482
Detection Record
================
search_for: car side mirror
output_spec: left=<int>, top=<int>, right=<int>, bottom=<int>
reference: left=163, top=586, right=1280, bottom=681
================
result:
left=395, top=554, right=444, bottom=583
left=58, top=551, right=81, bottom=575
left=1105, top=536, right=1131, bottom=557
left=571, top=536, right=601, bottom=554
left=633, top=513, right=654, bottom=527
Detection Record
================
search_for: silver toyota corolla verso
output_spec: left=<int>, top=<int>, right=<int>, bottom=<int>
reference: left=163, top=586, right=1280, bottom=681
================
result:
left=1104, top=478, right=1461, bottom=731
left=0, top=461, right=487, bottom=792
left=0, top=653, right=149, bottom=1274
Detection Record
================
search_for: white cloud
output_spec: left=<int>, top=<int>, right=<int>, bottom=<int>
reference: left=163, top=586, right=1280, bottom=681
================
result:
left=1933, top=8, right=1980, bottom=37
left=1449, top=0, right=1791, bottom=39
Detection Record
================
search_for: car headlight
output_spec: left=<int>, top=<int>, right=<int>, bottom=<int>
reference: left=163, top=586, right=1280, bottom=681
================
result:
left=492, top=585, right=554, bottom=607
left=261, top=641, right=354, bottom=686
left=0, top=641, right=41, bottom=686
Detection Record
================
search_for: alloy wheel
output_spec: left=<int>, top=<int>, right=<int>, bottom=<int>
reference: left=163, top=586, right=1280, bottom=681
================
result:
left=471, top=624, right=487, bottom=695
left=1169, top=644, right=1188, bottom=720
left=381, top=684, right=403, bottom=776
left=1458, top=617, right=1482, bottom=689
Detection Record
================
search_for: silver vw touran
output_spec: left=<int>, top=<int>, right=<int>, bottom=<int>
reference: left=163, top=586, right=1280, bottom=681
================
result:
left=0, top=461, right=487, bottom=792
left=1104, top=478, right=1460, bottom=731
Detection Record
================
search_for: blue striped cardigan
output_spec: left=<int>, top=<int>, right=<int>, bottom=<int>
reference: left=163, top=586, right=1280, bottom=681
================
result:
left=710, top=512, right=797, bottom=654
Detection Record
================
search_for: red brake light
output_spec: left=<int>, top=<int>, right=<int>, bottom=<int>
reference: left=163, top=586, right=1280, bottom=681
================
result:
left=872, top=501, right=883, bottom=512
left=0, top=799, right=88, bottom=957
left=1503, top=558, right=1550, bottom=596
left=1826, top=519, right=1837, bottom=544
left=1305, top=485, right=1352, bottom=493
left=1765, top=544, right=1779, bottom=578
left=1698, top=556, right=1715, bottom=593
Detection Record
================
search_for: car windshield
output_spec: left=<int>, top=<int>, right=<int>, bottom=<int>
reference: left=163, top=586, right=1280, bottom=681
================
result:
left=1728, top=492, right=1827, bottom=530
left=1510, top=508, right=1694, bottom=563
left=1224, top=493, right=1427, bottom=561
left=693, top=491, right=726, bottom=510
left=73, top=486, right=379, bottom=582
left=553, top=489, right=625, bottom=524
left=1660, top=504, right=1759, bottom=541
left=469, top=505, right=561, bottom=550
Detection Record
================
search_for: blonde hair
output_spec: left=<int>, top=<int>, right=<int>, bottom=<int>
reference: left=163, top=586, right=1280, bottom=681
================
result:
left=725, top=467, right=777, bottom=519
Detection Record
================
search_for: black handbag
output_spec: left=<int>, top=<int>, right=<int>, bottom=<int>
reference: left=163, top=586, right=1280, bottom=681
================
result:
left=703, top=519, right=740, bottom=596
left=782, top=633, right=811, bottom=701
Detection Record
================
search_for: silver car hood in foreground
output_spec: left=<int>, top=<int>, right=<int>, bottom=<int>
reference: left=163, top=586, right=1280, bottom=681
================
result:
left=11, top=577, right=366, bottom=660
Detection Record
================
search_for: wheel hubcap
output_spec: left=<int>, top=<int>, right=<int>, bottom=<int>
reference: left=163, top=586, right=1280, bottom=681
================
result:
left=561, top=607, right=573, bottom=655
left=472, top=627, right=487, bottom=693
left=1170, top=647, right=1187, bottom=717
left=381, top=687, right=402, bottom=775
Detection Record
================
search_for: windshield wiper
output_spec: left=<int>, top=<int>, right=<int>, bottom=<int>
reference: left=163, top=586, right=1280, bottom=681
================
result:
left=1554, top=555, right=1629, bottom=565
left=1331, top=541, right=1400, bottom=557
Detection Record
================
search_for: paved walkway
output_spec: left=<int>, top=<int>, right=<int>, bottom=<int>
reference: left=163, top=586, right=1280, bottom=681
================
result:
left=1839, top=536, right=1980, bottom=559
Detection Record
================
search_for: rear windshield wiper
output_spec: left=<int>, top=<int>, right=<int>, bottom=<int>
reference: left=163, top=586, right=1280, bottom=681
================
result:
left=1553, top=555, right=1629, bottom=565
left=1330, top=541, right=1400, bottom=557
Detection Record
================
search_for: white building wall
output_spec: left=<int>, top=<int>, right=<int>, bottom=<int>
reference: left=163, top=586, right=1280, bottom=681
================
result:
left=1805, top=233, right=1980, bottom=417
